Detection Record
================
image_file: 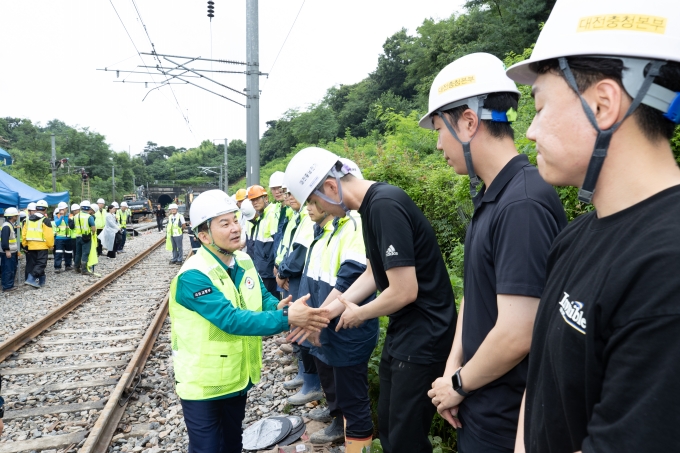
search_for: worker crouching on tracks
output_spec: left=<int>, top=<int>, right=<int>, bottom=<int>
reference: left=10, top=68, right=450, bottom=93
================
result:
left=1, top=207, right=20, bottom=292
left=169, top=189, right=331, bottom=453
left=166, top=203, right=186, bottom=265
left=21, top=200, right=53, bottom=288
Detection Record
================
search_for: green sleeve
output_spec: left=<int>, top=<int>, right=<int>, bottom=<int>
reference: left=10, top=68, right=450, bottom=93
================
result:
left=259, top=276, right=281, bottom=311
left=176, top=270, right=289, bottom=336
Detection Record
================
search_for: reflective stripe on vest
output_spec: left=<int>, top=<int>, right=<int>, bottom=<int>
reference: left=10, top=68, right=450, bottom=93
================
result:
left=116, top=210, right=130, bottom=228
left=303, top=220, right=335, bottom=283
left=94, top=210, right=106, bottom=229
left=252, top=203, right=277, bottom=243
left=2, top=223, right=18, bottom=252
left=25, top=219, right=46, bottom=242
left=54, top=216, right=69, bottom=237
left=167, top=214, right=183, bottom=236
left=73, top=213, right=92, bottom=237
left=320, top=213, right=367, bottom=288
left=169, top=248, right=263, bottom=400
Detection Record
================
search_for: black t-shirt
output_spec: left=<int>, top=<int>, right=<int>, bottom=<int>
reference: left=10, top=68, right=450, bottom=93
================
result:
left=460, top=154, right=567, bottom=449
left=358, top=182, right=456, bottom=364
left=526, top=185, right=680, bottom=453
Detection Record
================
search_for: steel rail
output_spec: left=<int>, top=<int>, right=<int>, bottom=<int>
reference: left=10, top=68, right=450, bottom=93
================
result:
left=0, top=236, right=165, bottom=362
left=81, top=248, right=193, bottom=453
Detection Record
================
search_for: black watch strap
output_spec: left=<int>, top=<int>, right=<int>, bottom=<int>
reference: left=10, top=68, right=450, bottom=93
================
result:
left=282, top=306, right=289, bottom=317
left=452, top=368, right=474, bottom=397
left=0, top=395, right=4, bottom=418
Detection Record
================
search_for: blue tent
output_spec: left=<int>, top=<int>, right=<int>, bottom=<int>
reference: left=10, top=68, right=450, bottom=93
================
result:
left=0, top=168, right=69, bottom=209
left=0, top=147, right=12, bottom=166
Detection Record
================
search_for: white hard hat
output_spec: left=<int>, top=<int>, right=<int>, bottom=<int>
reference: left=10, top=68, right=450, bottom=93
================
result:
left=81, top=200, right=91, bottom=209
left=507, top=0, right=680, bottom=86
left=240, top=199, right=256, bottom=221
left=4, top=207, right=19, bottom=217
left=57, top=202, right=68, bottom=210
left=168, top=203, right=178, bottom=210
left=71, top=203, right=80, bottom=211
left=27, top=202, right=37, bottom=211
left=419, top=53, right=520, bottom=130
left=269, top=171, right=285, bottom=188
left=112, top=201, right=120, bottom=208
left=97, top=198, right=105, bottom=204
left=284, top=147, right=342, bottom=204
left=120, top=201, right=128, bottom=207
left=189, top=190, right=238, bottom=229
left=91, top=204, right=99, bottom=213
left=36, top=200, right=48, bottom=209
left=338, top=158, right=364, bottom=180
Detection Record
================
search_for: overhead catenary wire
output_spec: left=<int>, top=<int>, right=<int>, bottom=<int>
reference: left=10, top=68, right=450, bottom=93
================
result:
left=264, top=0, right=306, bottom=88
left=130, top=0, right=194, bottom=134
left=108, top=0, right=193, bottom=136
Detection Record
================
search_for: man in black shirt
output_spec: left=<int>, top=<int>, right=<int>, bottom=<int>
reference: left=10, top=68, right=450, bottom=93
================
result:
left=155, top=204, right=165, bottom=232
left=285, top=147, right=457, bottom=453
left=420, top=53, right=567, bottom=453
left=505, top=1, right=680, bottom=452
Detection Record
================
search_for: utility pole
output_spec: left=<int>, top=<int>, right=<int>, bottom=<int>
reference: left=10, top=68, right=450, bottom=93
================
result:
left=246, top=0, right=260, bottom=186
left=51, top=134, right=57, bottom=192
left=112, top=166, right=115, bottom=201
left=224, top=138, right=229, bottom=192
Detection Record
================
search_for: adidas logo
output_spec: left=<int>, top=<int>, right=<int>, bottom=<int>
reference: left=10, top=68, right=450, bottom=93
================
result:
left=385, top=245, right=398, bottom=257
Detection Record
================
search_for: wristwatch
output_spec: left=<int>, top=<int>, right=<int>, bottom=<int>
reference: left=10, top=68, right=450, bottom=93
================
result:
left=282, top=306, right=289, bottom=317
left=0, top=395, right=5, bottom=418
left=452, top=368, right=474, bottom=397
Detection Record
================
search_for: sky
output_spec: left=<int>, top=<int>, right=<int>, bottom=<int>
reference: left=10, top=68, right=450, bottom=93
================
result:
left=0, top=1, right=466, bottom=156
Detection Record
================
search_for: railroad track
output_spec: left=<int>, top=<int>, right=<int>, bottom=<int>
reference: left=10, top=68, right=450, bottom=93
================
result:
left=0, top=237, right=184, bottom=453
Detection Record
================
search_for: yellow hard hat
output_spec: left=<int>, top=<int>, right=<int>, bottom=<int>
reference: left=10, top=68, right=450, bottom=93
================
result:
left=235, top=188, right=248, bottom=202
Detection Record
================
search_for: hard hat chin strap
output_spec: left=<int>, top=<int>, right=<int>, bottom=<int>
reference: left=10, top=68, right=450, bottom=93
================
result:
left=558, top=57, right=666, bottom=204
left=312, top=169, right=357, bottom=229
left=201, top=218, right=234, bottom=257
left=436, top=95, right=487, bottom=197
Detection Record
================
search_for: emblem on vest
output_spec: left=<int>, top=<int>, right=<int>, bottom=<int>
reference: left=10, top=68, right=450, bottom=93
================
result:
left=193, top=287, right=213, bottom=298
left=558, top=291, right=586, bottom=334
left=245, top=276, right=255, bottom=289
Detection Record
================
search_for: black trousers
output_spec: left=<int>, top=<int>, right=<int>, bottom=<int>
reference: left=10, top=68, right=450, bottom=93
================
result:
left=378, top=347, right=446, bottom=453
left=26, top=249, right=48, bottom=279
left=314, top=357, right=374, bottom=438
left=181, top=395, right=247, bottom=453
left=157, top=217, right=164, bottom=232
left=457, top=425, right=513, bottom=453
left=96, top=229, right=103, bottom=255
left=261, top=277, right=281, bottom=300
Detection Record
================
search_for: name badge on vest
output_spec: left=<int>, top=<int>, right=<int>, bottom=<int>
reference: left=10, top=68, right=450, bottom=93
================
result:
left=245, top=277, right=255, bottom=289
left=193, top=287, right=213, bottom=298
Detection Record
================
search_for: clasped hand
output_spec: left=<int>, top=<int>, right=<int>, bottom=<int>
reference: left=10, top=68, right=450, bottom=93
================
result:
left=427, top=376, right=464, bottom=429
left=279, top=294, right=330, bottom=333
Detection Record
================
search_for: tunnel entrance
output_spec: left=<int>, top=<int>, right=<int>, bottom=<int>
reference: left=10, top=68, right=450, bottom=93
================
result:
left=157, top=194, right=173, bottom=208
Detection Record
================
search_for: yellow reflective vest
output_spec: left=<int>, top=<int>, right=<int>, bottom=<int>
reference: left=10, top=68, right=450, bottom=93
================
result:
left=94, top=210, right=106, bottom=229
left=169, top=248, right=264, bottom=400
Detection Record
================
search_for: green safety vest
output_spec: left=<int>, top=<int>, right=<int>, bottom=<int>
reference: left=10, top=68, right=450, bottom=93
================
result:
left=1, top=223, right=18, bottom=252
left=320, top=213, right=367, bottom=287
left=252, top=203, right=278, bottom=243
left=53, top=216, right=70, bottom=238
left=25, top=218, right=46, bottom=242
left=94, top=210, right=106, bottom=229
left=69, top=216, right=78, bottom=239
left=169, top=248, right=264, bottom=400
left=73, top=212, right=92, bottom=237
left=116, top=210, right=131, bottom=228
left=275, top=208, right=313, bottom=265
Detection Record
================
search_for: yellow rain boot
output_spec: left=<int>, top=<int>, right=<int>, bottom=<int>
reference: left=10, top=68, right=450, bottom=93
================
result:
left=345, top=436, right=372, bottom=453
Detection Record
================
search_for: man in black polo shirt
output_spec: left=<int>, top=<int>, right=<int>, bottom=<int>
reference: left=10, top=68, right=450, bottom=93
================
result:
left=421, top=53, right=567, bottom=453
left=285, top=147, right=457, bottom=453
